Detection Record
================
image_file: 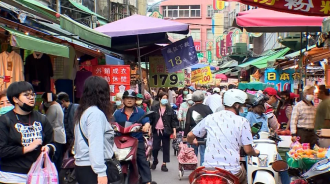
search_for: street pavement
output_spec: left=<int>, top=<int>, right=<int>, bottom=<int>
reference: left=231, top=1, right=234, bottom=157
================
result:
left=151, top=145, right=200, bottom=184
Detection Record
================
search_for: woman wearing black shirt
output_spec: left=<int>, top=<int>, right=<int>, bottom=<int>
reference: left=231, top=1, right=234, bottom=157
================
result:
left=0, top=81, right=54, bottom=183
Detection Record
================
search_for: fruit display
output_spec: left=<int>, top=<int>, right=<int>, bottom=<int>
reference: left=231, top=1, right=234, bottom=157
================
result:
left=288, top=144, right=328, bottom=160
left=275, top=129, right=291, bottom=135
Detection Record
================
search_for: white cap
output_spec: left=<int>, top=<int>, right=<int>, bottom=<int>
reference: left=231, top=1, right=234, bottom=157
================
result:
left=213, top=87, right=220, bottom=93
left=186, top=94, right=193, bottom=100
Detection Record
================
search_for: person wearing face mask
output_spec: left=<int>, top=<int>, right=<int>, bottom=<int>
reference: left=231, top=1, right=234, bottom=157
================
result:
left=263, top=87, right=281, bottom=130
left=176, top=87, right=189, bottom=109
left=177, top=94, right=194, bottom=129
left=150, top=92, right=178, bottom=172
left=41, top=92, right=66, bottom=173
left=184, top=90, right=213, bottom=165
left=114, top=92, right=124, bottom=110
left=113, top=90, right=156, bottom=184
left=187, top=89, right=259, bottom=184
left=0, top=89, right=14, bottom=115
left=276, top=91, right=293, bottom=130
left=290, top=85, right=317, bottom=147
left=0, top=81, right=55, bottom=184
left=136, top=93, right=149, bottom=112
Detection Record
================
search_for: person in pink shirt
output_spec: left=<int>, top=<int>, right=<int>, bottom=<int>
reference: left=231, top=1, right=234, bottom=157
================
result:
left=150, top=92, right=178, bottom=172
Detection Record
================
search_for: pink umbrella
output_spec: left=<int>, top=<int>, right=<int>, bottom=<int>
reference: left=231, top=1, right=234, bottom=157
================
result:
left=215, top=74, right=228, bottom=80
left=235, top=8, right=325, bottom=32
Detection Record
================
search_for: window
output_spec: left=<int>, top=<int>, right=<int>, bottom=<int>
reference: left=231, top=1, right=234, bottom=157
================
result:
left=207, top=5, right=214, bottom=17
left=207, top=29, right=213, bottom=40
left=190, top=29, right=201, bottom=40
left=163, top=5, right=201, bottom=18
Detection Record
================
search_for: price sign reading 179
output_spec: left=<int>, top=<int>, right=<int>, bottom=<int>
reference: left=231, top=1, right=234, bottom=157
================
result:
left=149, top=56, right=185, bottom=87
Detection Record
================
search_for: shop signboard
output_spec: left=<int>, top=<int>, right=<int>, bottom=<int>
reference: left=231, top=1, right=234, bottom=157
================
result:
left=149, top=56, right=185, bottom=87
left=92, top=65, right=130, bottom=101
left=221, top=0, right=325, bottom=17
left=194, top=41, right=201, bottom=51
left=264, top=68, right=295, bottom=92
left=197, top=52, right=204, bottom=59
left=207, top=51, right=212, bottom=63
left=191, top=66, right=213, bottom=84
left=161, top=36, right=199, bottom=73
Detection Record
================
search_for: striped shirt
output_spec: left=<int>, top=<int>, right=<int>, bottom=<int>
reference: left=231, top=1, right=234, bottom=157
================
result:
left=290, top=100, right=316, bottom=134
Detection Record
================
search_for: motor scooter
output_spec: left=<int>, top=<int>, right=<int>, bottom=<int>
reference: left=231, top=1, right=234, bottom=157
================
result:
left=285, top=158, right=330, bottom=184
left=245, top=131, right=284, bottom=184
left=59, top=144, right=77, bottom=184
left=188, top=141, right=240, bottom=184
left=112, top=111, right=154, bottom=184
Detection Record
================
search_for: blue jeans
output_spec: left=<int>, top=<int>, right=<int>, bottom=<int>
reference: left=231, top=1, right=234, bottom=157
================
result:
left=277, top=154, right=290, bottom=184
left=189, top=144, right=206, bottom=166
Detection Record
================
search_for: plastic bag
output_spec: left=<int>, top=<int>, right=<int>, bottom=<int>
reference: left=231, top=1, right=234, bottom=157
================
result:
left=290, top=137, right=301, bottom=149
left=27, top=152, right=58, bottom=184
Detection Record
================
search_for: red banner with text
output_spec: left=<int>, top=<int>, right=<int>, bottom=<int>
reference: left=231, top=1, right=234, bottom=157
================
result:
left=92, top=65, right=130, bottom=101
left=222, top=0, right=327, bottom=17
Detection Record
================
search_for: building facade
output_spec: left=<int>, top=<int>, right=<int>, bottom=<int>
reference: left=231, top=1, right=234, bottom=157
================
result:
left=159, top=0, right=214, bottom=63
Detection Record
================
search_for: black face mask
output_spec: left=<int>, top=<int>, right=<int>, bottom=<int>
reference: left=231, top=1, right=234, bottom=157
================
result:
left=19, top=103, right=35, bottom=112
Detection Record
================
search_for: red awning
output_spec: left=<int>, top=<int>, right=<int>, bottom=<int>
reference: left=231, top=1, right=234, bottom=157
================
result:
left=235, top=8, right=324, bottom=32
left=222, top=0, right=327, bottom=17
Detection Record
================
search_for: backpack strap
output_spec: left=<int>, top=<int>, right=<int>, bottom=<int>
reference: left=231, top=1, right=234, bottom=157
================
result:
left=78, top=119, right=89, bottom=146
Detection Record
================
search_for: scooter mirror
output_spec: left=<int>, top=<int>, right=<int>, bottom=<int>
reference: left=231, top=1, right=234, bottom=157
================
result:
left=272, top=160, right=289, bottom=172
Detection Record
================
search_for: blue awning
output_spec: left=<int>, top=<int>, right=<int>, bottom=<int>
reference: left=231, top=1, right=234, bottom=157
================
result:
left=191, top=63, right=216, bottom=70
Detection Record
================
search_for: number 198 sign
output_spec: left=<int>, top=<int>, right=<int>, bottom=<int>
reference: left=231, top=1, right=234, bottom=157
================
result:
left=149, top=56, right=185, bottom=87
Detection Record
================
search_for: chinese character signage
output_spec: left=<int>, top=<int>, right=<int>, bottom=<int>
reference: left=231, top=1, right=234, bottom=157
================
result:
left=221, top=0, right=326, bottom=16
left=161, top=36, right=199, bottom=73
left=264, top=68, right=295, bottom=92
left=191, top=66, right=213, bottom=84
left=149, top=56, right=185, bottom=87
left=194, top=41, right=201, bottom=51
left=92, top=65, right=130, bottom=100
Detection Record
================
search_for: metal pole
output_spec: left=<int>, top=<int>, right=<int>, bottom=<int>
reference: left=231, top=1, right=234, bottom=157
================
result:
left=137, top=35, right=143, bottom=94
left=299, top=32, right=303, bottom=97
left=305, top=32, right=309, bottom=85
left=56, top=0, right=61, bottom=13
left=94, top=0, right=97, bottom=13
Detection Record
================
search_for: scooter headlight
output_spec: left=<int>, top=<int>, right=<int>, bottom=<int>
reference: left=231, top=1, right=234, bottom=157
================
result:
left=258, top=154, right=268, bottom=167
left=115, top=148, right=131, bottom=161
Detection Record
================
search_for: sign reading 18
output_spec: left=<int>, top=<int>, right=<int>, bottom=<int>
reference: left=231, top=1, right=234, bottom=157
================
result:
left=151, top=74, right=178, bottom=86
left=168, top=56, right=182, bottom=67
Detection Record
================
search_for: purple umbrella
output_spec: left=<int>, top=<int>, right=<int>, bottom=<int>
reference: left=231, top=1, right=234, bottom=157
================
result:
left=95, top=14, right=189, bottom=90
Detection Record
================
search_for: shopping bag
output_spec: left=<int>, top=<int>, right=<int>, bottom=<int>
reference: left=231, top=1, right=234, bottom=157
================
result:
left=27, top=152, right=59, bottom=184
left=27, top=153, right=47, bottom=184
left=44, top=152, right=58, bottom=184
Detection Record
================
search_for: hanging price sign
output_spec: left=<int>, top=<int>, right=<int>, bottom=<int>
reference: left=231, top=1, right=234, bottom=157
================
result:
left=191, top=66, right=213, bottom=84
left=149, top=56, right=185, bottom=87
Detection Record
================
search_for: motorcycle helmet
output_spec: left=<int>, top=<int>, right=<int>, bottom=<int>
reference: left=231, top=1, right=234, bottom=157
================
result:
left=136, top=93, right=144, bottom=99
left=222, top=89, right=248, bottom=107
left=122, top=89, right=137, bottom=99
left=246, top=93, right=269, bottom=108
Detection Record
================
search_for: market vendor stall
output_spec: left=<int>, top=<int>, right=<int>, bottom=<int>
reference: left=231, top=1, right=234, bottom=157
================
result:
left=238, top=81, right=274, bottom=91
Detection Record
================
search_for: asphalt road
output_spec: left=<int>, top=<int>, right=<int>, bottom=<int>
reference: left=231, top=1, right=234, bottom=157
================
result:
left=151, top=145, right=200, bottom=184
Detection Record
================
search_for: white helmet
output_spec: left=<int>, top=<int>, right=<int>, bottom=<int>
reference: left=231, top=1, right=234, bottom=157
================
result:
left=223, top=89, right=247, bottom=107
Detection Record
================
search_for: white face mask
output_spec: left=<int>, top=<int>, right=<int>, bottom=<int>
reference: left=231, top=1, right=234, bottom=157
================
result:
left=306, top=95, right=314, bottom=101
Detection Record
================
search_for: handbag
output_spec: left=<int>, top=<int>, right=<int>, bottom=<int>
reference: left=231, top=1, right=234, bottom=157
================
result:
left=159, top=108, right=173, bottom=136
left=78, top=120, right=123, bottom=183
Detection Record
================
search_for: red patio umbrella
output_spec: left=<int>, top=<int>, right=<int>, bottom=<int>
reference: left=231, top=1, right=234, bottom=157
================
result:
left=222, top=0, right=326, bottom=17
left=234, top=8, right=324, bottom=32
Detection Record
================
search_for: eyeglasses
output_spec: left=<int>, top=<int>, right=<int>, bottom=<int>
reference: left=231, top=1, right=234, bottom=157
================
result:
left=22, top=93, right=36, bottom=99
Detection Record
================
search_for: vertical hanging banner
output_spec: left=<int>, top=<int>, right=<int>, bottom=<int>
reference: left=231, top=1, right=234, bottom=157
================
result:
left=92, top=65, right=130, bottom=101
left=161, top=36, right=199, bottom=73
left=264, top=68, right=295, bottom=92
left=213, top=0, right=225, bottom=10
left=149, top=56, right=185, bottom=87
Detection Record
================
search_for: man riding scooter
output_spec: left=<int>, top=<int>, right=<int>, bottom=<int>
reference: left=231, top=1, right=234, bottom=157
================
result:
left=113, top=90, right=157, bottom=184
left=187, top=89, right=260, bottom=183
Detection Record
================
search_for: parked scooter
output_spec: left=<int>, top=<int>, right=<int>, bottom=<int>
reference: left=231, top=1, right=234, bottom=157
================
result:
left=59, top=144, right=77, bottom=184
left=285, top=158, right=330, bottom=184
left=112, top=111, right=154, bottom=184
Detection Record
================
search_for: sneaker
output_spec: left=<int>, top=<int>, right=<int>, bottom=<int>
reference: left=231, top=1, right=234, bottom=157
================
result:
left=161, top=164, right=168, bottom=172
left=151, top=161, right=158, bottom=170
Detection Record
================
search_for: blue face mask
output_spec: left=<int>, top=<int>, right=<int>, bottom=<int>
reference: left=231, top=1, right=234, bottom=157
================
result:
left=161, top=99, right=168, bottom=105
left=115, top=101, right=122, bottom=106
left=239, top=112, right=248, bottom=117
left=0, top=106, right=14, bottom=115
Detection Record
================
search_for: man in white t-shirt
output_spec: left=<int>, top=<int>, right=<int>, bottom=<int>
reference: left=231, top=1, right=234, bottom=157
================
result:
left=204, top=87, right=225, bottom=112
left=187, top=89, right=260, bottom=183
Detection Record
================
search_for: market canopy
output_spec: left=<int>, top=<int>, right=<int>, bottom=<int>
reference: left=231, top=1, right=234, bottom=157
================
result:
left=238, top=47, right=290, bottom=69
left=1, top=26, right=69, bottom=58
left=94, top=14, right=189, bottom=50
left=3, top=0, right=111, bottom=47
left=234, top=8, right=324, bottom=32
left=191, top=64, right=216, bottom=71
left=221, top=0, right=327, bottom=17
